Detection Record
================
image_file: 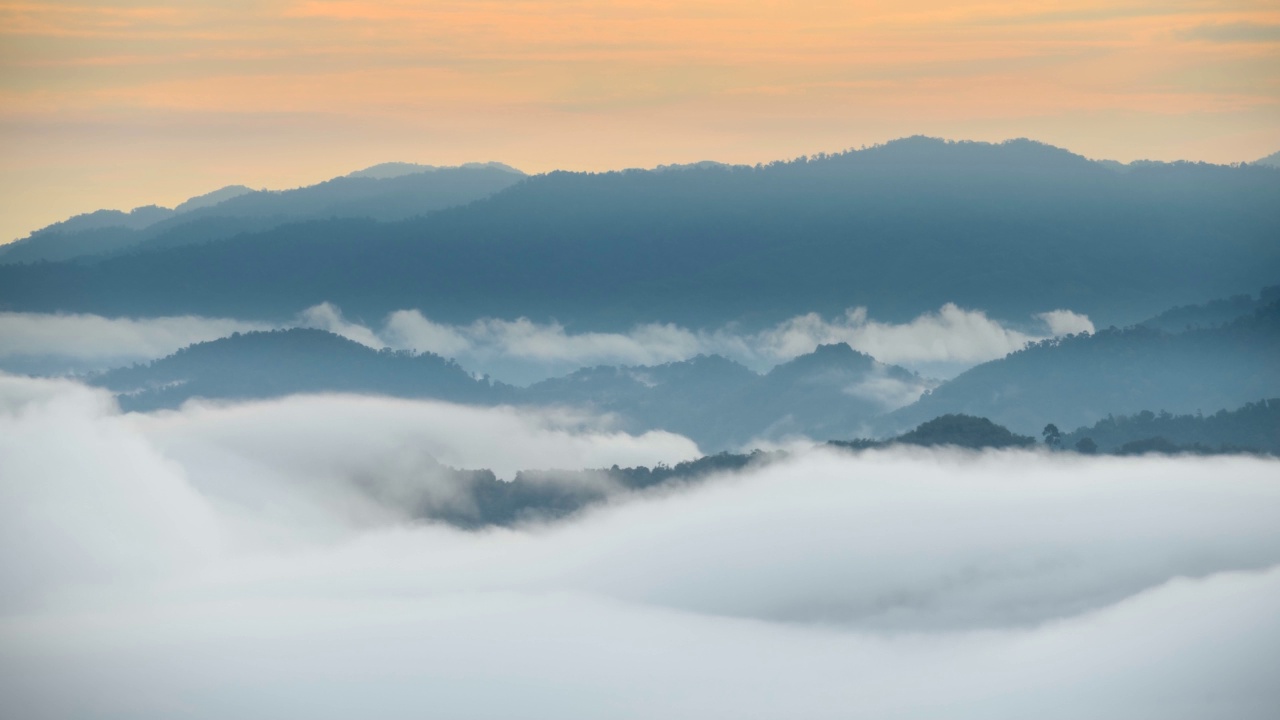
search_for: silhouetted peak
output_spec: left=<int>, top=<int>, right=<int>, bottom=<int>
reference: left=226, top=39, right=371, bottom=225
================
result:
left=174, top=185, right=254, bottom=213
left=846, top=136, right=1094, bottom=172
left=768, top=343, right=877, bottom=378
left=897, top=414, right=1035, bottom=449
left=1253, top=150, right=1280, bottom=168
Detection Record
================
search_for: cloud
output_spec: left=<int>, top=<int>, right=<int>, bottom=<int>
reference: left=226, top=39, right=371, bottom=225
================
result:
left=0, top=310, right=269, bottom=369
left=1037, top=308, right=1095, bottom=336
left=2, top=374, right=1279, bottom=717
left=300, top=302, right=1093, bottom=382
left=0, top=302, right=1089, bottom=383
left=385, top=309, right=703, bottom=367
left=1181, top=22, right=1280, bottom=44
left=749, top=303, right=1090, bottom=365
left=0, top=374, right=698, bottom=549
left=295, top=302, right=387, bottom=349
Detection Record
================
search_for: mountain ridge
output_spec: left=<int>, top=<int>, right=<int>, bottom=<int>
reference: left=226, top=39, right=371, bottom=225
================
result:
left=0, top=164, right=526, bottom=264
left=3, top=136, right=1275, bottom=330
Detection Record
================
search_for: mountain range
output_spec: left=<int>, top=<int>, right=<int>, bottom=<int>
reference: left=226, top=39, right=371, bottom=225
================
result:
left=0, top=163, right=524, bottom=264
left=2, top=137, right=1277, bottom=331
left=87, top=284, right=1279, bottom=452
left=6, top=137, right=1278, bottom=453
left=94, top=329, right=929, bottom=451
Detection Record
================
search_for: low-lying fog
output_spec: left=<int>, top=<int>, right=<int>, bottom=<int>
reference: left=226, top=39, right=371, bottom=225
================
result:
left=0, top=301, right=1093, bottom=382
left=2, top=374, right=1277, bottom=718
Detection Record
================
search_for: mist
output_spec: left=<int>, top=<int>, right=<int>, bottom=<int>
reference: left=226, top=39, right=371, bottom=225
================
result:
left=306, top=301, right=1092, bottom=382
left=0, top=302, right=1092, bottom=384
left=0, top=311, right=270, bottom=375
left=2, top=374, right=1277, bottom=718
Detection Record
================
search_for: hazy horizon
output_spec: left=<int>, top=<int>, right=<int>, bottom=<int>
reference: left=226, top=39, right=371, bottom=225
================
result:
left=3, top=134, right=1279, bottom=245
left=3, top=0, right=1279, bottom=245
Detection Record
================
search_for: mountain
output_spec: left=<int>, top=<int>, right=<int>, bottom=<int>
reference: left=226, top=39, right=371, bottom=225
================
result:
left=708, top=343, right=929, bottom=448
left=90, top=330, right=928, bottom=450
left=0, top=206, right=177, bottom=263
left=0, top=164, right=525, bottom=264
left=1, top=137, right=1275, bottom=329
left=1253, top=150, right=1280, bottom=168
left=881, top=299, right=1280, bottom=436
left=1139, top=285, right=1278, bottom=333
left=523, top=354, right=760, bottom=443
left=94, top=328, right=512, bottom=411
left=832, top=414, right=1036, bottom=451
left=518, top=342, right=927, bottom=450
left=173, top=185, right=254, bottom=213
left=1060, top=399, right=1280, bottom=455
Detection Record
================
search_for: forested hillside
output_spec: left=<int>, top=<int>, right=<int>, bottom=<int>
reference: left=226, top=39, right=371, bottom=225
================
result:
left=3, top=138, right=1276, bottom=329
left=95, top=328, right=512, bottom=411
left=0, top=165, right=523, bottom=264
left=1062, top=399, right=1280, bottom=454
left=883, top=299, right=1280, bottom=435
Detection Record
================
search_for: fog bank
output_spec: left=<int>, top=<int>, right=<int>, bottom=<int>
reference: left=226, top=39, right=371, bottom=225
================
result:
left=0, top=303, right=1091, bottom=383
left=2, top=375, right=1276, bottom=718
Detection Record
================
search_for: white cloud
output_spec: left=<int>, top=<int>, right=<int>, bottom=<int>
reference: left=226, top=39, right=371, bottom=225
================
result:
left=388, top=310, right=703, bottom=366
left=382, top=309, right=471, bottom=357
left=842, top=368, right=932, bottom=408
left=750, top=303, right=1089, bottom=365
left=1, top=374, right=1278, bottom=718
left=0, top=303, right=1093, bottom=382
left=0, top=311, right=268, bottom=365
left=295, top=302, right=386, bottom=349
left=304, top=302, right=1095, bottom=380
left=1038, top=308, right=1096, bottom=336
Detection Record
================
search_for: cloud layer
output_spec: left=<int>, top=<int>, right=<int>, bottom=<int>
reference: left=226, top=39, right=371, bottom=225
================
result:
left=307, top=302, right=1094, bottom=381
left=0, top=310, right=269, bottom=371
left=3, top=302, right=1091, bottom=383
left=2, top=374, right=1278, bottom=718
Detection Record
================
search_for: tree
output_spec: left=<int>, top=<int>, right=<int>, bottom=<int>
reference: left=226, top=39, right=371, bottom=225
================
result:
left=1042, top=423, right=1062, bottom=448
left=1074, top=437, right=1097, bottom=454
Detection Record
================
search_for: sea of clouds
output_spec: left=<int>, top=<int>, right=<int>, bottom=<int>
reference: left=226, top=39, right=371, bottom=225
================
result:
left=2, top=374, right=1277, bottom=718
left=0, top=302, right=1094, bottom=383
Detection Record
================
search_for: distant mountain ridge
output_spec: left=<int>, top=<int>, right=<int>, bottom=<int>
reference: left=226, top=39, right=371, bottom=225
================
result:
left=93, top=330, right=930, bottom=452
left=80, top=286, right=1280, bottom=452
left=526, top=342, right=932, bottom=450
left=1139, top=285, right=1280, bottom=333
left=2, top=136, right=1274, bottom=330
left=882, top=298, right=1280, bottom=436
left=0, top=163, right=526, bottom=264
left=1061, top=399, right=1280, bottom=455
left=96, top=328, right=513, bottom=411
left=1253, top=150, right=1280, bottom=168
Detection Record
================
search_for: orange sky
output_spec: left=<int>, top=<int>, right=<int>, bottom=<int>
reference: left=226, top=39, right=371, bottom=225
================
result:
left=1, top=0, right=1278, bottom=243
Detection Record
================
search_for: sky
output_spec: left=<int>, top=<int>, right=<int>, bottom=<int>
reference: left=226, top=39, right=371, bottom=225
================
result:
left=1, top=0, right=1278, bottom=243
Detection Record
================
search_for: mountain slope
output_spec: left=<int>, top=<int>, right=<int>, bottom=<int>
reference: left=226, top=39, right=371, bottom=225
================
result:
left=525, top=343, right=930, bottom=450
left=1061, top=399, right=1280, bottom=455
left=92, top=331, right=928, bottom=450
left=882, top=300, right=1280, bottom=436
left=1139, top=285, right=1279, bottom=333
left=1253, top=150, right=1280, bottom=168
left=1, top=137, right=1275, bottom=329
left=94, top=328, right=512, bottom=411
left=1, top=165, right=524, bottom=264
